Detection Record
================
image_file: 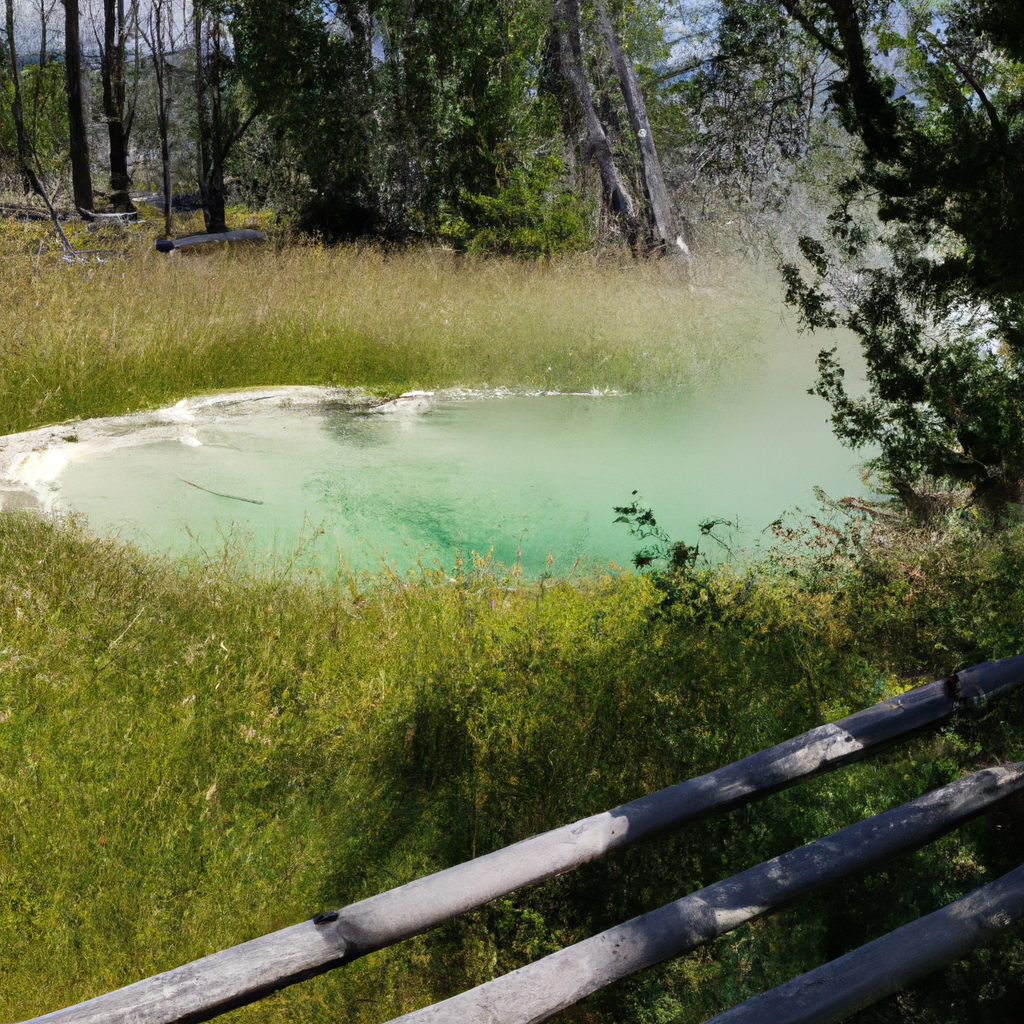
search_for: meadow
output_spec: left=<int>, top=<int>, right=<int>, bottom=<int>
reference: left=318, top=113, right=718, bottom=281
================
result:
left=1, top=216, right=1023, bottom=1024
left=0, top=210, right=764, bottom=436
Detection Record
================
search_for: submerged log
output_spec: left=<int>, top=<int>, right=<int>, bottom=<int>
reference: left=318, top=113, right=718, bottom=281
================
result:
left=155, top=230, right=265, bottom=252
left=387, top=765, right=1024, bottom=1024
left=17, top=656, right=1024, bottom=1024
left=703, top=861, right=1024, bottom=1024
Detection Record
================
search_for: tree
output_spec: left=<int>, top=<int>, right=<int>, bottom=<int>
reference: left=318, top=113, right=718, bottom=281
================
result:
left=140, top=0, right=176, bottom=235
left=61, top=0, right=93, bottom=212
left=551, top=0, right=640, bottom=243
left=230, top=0, right=378, bottom=235
left=99, top=0, right=136, bottom=210
left=5, top=0, right=77, bottom=252
left=597, top=1, right=689, bottom=261
left=656, top=1, right=837, bottom=232
left=192, top=0, right=265, bottom=233
left=37, top=0, right=58, bottom=66
left=771, top=0, right=1024, bottom=513
left=232, top=0, right=576, bottom=243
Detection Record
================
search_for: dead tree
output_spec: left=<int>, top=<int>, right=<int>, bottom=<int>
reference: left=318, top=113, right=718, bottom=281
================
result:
left=596, top=3, right=690, bottom=263
left=551, top=0, right=639, bottom=245
left=141, top=0, right=174, bottom=236
left=4, top=0, right=77, bottom=253
left=100, top=0, right=136, bottom=210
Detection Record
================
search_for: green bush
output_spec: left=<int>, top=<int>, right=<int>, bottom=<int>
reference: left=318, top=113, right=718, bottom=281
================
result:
left=441, top=157, right=592, bottom=257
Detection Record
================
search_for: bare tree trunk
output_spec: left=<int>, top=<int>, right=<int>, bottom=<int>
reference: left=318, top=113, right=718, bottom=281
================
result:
left=192, top=4, right=239, bottom=234
left=37, top=0, right=48, bottom=65
left=101, top=0, right=135, bottom=210
left=193, top=4, right=227, bottom=232
left=552, top=0, right=637, bottom=243
left=596, top=5, right=690, bottom=264
left=148, top=0, right=172, bottom=236
left=194, top=2, right=208, bottom=218
left=61, top=0, right=93, bottom=212
left=204, top=16, right=227, bottom=233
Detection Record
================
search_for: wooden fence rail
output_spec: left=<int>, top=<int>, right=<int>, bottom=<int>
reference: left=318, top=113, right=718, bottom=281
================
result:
left=384, top=765, right=1024, bottom=1024
left=17, top=655, right=1024, bottom=1024
left=703, top=861, right=1024, bottom=1024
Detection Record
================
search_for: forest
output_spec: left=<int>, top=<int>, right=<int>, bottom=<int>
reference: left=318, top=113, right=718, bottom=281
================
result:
left=2, top=2, right=1024, bottom=1024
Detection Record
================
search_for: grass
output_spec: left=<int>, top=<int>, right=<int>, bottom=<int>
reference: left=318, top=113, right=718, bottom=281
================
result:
left=1, top=508, right=1023, bottom=1024
left=0, top=209, right=770, bottom=436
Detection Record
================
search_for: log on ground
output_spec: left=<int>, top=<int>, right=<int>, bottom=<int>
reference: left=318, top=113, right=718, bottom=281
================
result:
left=155, top=230, right=265, bottom=251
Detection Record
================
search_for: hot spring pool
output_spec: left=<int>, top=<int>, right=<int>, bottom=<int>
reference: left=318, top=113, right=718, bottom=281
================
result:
left=0, top=331, right=870, bottom=575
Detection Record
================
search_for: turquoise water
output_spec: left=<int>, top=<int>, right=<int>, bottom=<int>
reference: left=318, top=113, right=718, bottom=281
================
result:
left=49, top=330, right=867, bottom=575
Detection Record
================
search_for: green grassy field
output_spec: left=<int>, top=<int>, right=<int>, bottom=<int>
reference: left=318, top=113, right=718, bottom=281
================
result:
left=2, top=507, right=1023, bottom=1024
left=1, top=226, right=1023, bottom=1024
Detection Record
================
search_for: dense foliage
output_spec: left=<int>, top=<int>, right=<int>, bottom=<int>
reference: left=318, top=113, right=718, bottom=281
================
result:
left=771, top=0, right=1024, bottom=512
left=2, top=0, right=831, bottom=250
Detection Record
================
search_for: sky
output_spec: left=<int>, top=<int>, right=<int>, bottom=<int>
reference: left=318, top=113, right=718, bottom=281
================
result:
left=9, top=0, right=195, bottom=62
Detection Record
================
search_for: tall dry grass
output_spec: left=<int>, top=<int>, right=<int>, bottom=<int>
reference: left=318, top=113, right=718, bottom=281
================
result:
left=1, top=214, right=774, bottom=434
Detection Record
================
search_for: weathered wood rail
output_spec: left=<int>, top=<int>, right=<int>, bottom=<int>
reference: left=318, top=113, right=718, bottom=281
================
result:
left=703, top=861, right=1024, bottom=1024
left=385, top=765, right=1024, bottom=1024
left=16, top=654, right=1024, bottom=1024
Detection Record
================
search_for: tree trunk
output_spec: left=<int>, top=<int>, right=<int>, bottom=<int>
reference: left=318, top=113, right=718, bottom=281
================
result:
left=552, top=0, right=637, bottom=242
left=596, top=5, right=690, bottom=264
left=150, top=0, right=172, bottom=236
left=101, top=0, right=134, bottom=211
left=37, top=0, right=47, bottom=65
left=193, top=8, right=228, bottom=234
left=194, top=4, right=210, bottom=223
left=206, top=20, right=227, bottom=234
left=61, top=0, right=93, bottom=212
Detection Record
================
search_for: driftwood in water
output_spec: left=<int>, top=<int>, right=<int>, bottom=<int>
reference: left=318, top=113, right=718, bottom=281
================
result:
left=16, top=657, right=1024, bottom=1024
left=181, top=479, right=264, bottom=505
left=704, top=861, right=1024, bottom=1024
left=388, top=765, right=1024, bottom=1024
left=156, top=229, right=265, bottom=252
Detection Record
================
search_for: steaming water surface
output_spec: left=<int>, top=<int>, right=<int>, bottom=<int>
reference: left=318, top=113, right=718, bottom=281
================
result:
left=2, top=326, right=869, bottom=574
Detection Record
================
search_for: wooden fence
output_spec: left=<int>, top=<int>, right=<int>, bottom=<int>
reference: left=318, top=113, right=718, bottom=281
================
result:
left=16, top=654, right=1024, bottom=1024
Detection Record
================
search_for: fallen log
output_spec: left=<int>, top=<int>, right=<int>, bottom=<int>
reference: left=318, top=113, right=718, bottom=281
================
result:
left=16, top=656, right=1024, bottom=1024
left=702, top=861, right=1024, bottom=1024
left=79, top=208, right=137, bottom=223
left=155, top=230, right=265, bottom=252
left=0, top=203, right=70, bottom=222
left=386, top=765, right=1024, bottom=1024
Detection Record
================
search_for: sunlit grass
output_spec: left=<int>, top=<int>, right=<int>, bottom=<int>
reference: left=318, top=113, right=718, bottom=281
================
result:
left=0, top=211, right=773, bottom=435
left=2, top=509, right=1023, bottom=1023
